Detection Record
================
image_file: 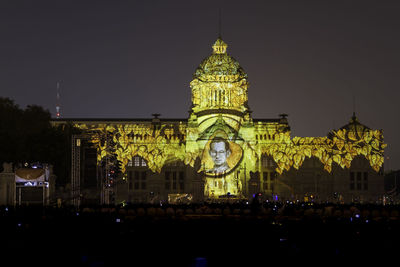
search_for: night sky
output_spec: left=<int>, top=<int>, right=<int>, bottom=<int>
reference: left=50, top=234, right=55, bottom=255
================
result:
left=1, top=0, right=399, bottom=170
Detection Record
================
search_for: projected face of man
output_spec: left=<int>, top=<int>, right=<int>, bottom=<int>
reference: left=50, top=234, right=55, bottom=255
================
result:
left=209, top=140, right=231, bottom=169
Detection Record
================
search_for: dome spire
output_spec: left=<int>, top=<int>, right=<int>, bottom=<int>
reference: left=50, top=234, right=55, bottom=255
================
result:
left=212, top=8, right=226, bottom=54
left=351, top=94, right=359, bottom=123
left=218, top=8, right=222, bottom=39
left=212, top=38, right=227, bottom=54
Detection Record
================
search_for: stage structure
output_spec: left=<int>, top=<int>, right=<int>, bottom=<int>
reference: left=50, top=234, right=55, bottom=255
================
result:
left=53, top=38, right=386, bottom=204
left=15, top=164, right=53, bottom=205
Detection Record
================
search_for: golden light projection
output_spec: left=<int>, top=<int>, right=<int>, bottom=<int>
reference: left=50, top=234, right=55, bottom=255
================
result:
left=71, top=38, right=386, bottom=199
left=190, top=38, right=249, bottom=115
left=258, top=126, right=386, bottom=174
left=76, top=123, right=189, bottom=174
left=202, top=137, right=243, bottom=176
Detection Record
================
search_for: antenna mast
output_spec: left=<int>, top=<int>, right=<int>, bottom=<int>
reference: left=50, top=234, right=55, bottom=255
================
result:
left=218, top=8, right=222, bottom=38
left=56, top=81, right=61, bottom=118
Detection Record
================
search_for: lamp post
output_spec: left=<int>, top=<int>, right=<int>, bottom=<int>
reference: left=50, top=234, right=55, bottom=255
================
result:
left=244, top=163, right=247, bottom=199
left=201, top=162, right=208, bottom=202
left=237, top=163, right=247, bottom=201
left=236, top=170, right=239, bottom=196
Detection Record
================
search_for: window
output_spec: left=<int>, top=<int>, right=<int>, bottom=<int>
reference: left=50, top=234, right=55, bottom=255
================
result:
left=262, top=157, right=268, bottom=167
left=350, top=172, right=355, bottom=190
left=172, top=172, right=177, bottom=190
left=141, top=171, right=146, bottom=189
left=131, top=171, right=147, bottom=190
left=357, top=172, right=362, bottom=190
left=133, top=156, right=147, bottom=167
left=134, top=171, right=140, bottom=190
left=272, top=160, right=276, bottom=167
left=179, top=172, right=184, bottom=191
left=350, top=171, right=368, bottom=191
left=269, top=172, right=276, bottom=192
left=134, top=157, right=140, bottom=167
left=263, top=172, right=269, bottom=190
left=165, top=171, right=171, bottom=190
left=128, top=179, right=132, bottom=191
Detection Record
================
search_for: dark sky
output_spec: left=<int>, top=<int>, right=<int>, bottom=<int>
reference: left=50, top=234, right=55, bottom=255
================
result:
left=1, top=0, right=399, bottom=170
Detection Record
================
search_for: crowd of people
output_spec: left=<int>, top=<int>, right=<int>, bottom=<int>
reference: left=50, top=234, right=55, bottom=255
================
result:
left=0, top=200, right=399, bottom=266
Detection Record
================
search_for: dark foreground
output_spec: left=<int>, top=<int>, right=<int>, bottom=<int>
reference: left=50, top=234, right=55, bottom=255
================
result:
left=1, top=202, right=399, bottom=266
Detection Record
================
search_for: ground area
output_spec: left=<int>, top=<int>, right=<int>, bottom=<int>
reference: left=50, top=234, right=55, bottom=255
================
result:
left=1, top=202, right=399, bottom=266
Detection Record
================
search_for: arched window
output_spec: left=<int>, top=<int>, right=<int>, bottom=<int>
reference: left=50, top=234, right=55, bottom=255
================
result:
left=261, top=155, right=268, bottom=167
left=133, top=156, right=147, bottom=167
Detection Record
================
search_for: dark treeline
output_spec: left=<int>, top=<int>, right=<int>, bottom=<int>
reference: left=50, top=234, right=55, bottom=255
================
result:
left=0, top=201, right=399, bottom=266
left=0, top=97, right=78, bottom=186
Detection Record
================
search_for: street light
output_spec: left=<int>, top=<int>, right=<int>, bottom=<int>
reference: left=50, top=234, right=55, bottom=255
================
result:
left=237, top=163, right=247, bottom=200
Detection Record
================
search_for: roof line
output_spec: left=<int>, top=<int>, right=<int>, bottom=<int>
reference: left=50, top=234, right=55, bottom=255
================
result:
left=51, top=118, right=188, bottom=122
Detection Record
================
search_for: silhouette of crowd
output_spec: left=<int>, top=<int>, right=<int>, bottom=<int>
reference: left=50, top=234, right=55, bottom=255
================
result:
left=1, top=200, right=399, bottom=266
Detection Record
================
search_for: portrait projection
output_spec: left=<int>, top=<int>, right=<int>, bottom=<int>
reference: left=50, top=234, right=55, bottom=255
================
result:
left=202, top=135, right=243, bottom=177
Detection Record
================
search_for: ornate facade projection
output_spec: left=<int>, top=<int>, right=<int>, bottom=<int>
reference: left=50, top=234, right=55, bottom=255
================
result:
left=60, top=38, right=386, bottom=203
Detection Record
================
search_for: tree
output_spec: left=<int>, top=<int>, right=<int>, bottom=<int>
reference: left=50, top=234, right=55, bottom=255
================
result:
left=0, top=97, right=79, bottom=186
left=0, top=97, right=23, bottom=166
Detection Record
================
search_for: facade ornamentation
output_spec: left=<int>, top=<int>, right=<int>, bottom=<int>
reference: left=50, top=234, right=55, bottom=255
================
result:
left=66, top=38, right=386, bottom=201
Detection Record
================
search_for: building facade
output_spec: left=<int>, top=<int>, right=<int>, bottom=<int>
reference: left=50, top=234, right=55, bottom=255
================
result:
left=52, top=38, right=386, bottom=205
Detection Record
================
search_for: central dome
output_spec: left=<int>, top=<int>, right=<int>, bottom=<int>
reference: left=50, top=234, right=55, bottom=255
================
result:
left=190, top=38, right=250, bottom=116
left=193, top=38, right=248, bottom=82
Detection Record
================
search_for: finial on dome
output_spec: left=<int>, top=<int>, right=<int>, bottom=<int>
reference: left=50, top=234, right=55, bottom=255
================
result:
left=212, top=38, right=227, bottom=54
left=351, top=111, right=359, bottom=123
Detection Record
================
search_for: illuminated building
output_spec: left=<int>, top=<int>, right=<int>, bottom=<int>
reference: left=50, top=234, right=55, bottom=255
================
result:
left=52, top=38, right=386, bottom=204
